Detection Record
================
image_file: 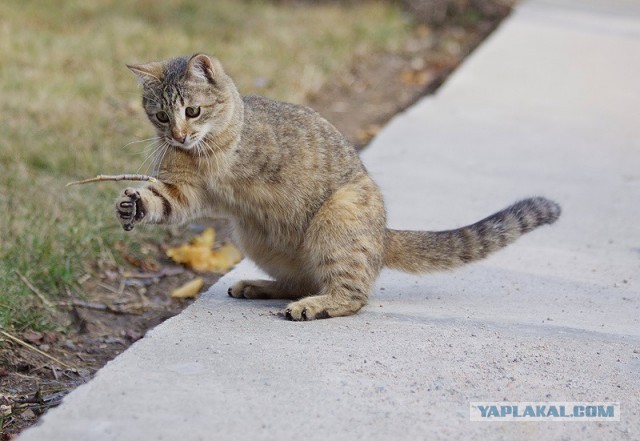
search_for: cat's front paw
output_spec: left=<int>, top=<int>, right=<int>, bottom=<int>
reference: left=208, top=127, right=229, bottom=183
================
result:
left=116, top=188, right=145, bottom=231
left=284, top=296, right=332, bottom=321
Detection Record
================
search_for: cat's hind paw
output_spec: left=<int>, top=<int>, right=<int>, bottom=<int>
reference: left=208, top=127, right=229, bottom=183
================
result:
left=228, top=279, right=302, bottom=300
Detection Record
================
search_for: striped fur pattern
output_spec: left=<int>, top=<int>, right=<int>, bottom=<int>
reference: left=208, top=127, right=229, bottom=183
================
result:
left=116, top=54, right=561, bottom=321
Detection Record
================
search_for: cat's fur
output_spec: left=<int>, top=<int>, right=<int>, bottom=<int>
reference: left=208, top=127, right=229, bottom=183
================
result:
left=116, top=53, right=561, bottom=321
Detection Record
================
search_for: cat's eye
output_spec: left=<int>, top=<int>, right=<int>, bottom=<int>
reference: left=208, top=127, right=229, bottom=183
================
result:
left=185, top=106, right=201, bottom=118
left=155, top=111, right=169, bottom=123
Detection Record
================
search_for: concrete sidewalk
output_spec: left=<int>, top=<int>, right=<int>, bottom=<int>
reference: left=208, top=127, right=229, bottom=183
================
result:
left=21, top=0, right=640, bottom=439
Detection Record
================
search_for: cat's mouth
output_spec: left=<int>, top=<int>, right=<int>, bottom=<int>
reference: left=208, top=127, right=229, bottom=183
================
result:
left=169, top=140, right=192, bottom=149
left=167, top=133, right=208, bottom=153
left=168, top=135, right=195, bottom=150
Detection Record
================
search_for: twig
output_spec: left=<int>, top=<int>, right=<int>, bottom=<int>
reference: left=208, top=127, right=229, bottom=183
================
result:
left=66, top=174, right=157, bottom=187
left=97, top=282, right=122, bottom=295
left=57, top=300, right=142, bottom=315
left=15, top=270, right=55, bottom=309
left=0, top=330, right=74, bottom=370
left=123, top=267, right=185, bottom=279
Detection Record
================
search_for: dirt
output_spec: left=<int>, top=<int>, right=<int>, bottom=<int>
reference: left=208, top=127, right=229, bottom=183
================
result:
left=309, top=14, right=506, bottom=148
left=0, top=6, right=510, bottom=439
left=0, top=220, right=232, bottom=439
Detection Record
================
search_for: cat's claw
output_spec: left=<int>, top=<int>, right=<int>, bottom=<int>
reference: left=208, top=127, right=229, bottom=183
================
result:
left=284, top=306, right=311, bottom=321
left=116, top=188, right=145, bottom=231
left=284, top=306, right=325, bottom=321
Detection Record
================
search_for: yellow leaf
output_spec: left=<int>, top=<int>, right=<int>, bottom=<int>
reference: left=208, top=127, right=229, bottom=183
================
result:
left=192, top=227, right=215, bottom=248
left=166, top=228, right=242, bottom=273
left=171, top=277, right=204, bottom=299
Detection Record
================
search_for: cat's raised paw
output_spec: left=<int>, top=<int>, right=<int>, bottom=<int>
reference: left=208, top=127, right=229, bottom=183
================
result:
left=116, top=188, right=145, bottom=231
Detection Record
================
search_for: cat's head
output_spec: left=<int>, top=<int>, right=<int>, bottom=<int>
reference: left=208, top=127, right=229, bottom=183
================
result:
left=128, top=54, right=237, bottom=151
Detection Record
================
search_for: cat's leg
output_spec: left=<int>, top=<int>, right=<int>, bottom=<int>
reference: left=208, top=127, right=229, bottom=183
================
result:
left=116, top=182, right=203, bottom=230
left=285, top=176, right=386, bottom=321
left=228, top=279, right=304, bottom=300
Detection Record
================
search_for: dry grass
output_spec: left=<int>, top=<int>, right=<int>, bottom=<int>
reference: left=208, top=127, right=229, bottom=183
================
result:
left=0, top=0, right=411, bottom=330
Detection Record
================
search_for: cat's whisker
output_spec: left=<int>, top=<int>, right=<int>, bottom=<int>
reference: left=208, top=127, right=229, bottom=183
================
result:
left=136, top=151, right=155, bottom=174
left=201, top=138, right=222, bottom=173
left=137, top=140, right=163, bottom=161
left=202, top=137, right=219, bottom=159
left=141, top=140, right=163, bottom=155
left=137, top=141, right=167, bottom=174
left=197, top=142, right=205, bottom=162
left=149, top=145, right=166, bottom=176
left=153, top=142, right=172, bottom=176
left=127, top=140, right=162, bottom=162
left=202, top=139, right=216, bottom=159
left=121, top=136, right=161, bottom=150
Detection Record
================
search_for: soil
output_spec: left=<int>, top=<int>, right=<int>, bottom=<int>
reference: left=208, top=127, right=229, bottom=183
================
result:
left=0, top=6, right=510, bottom=439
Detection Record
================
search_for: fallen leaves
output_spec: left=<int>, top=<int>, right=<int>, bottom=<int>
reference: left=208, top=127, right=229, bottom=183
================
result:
left=122, top=254, right=161, bottom=272
left=355, top=123, right=382, bottom=145
left=164, top=227, right=242, bottom=299
left=113, top=241, right=161, bottom=272
left=170, top=277, right=204, bottom=299
left=22, top=331, right=57, bottom=346
left=399, top=65, right=435, bottom=86
left=166, top=228, right=242, bottom=273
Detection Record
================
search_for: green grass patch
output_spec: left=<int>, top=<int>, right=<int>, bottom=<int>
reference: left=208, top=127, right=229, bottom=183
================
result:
left=0, top=0, right=411, bottom=330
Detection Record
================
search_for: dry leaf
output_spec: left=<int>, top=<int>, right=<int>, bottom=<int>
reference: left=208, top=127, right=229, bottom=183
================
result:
left=356, top=124, right=382, bottom=144
left=171, top=277, right=204, bottom=299
left=192, top=227, right=215, bottom=248
left=399, top=68, right=434, bottom=86
left=23, top=331, right=44, bottom=345
left=21, top=408, right=36, bottom=420
left=166, top=228, right=242, bottom=273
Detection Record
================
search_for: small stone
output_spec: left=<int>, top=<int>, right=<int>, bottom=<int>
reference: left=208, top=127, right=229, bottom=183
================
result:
left=21, top=408, right=36, bottom=420
left=43, top=332, right=58, bottom=344
left=103, top=336, right=126, bottom=345
left=39, top=344, right=50, bottom=352
left=126, top=330, right=144, bottom=342
left=77, top=368, right=91, bottom=379
left=23, top=331, right=43, bottom=345
left=104, top=269, right=118, bottom=281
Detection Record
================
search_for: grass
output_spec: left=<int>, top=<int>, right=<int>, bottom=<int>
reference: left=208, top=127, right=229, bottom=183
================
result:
left=0, top=0, right=411, bottom=331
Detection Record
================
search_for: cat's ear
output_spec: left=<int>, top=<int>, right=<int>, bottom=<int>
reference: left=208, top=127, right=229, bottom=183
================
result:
left=186, top=53, right=217, bottom=84
left=126, top=62, right=164, bottom=85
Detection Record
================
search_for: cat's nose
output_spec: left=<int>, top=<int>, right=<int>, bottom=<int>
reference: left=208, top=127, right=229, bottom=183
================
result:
left=173, top=134, right=187, bottom=144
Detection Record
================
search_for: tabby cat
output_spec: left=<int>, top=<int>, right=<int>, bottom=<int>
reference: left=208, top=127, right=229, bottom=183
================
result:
left=116, top=54, right=560, bottom=321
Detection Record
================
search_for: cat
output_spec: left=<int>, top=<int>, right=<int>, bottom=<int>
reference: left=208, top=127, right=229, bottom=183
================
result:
left=116, top=53, right=561, bottom=321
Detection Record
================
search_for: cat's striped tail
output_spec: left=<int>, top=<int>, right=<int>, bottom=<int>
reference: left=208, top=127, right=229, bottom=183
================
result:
left=383, top=197, right=561, bottom=273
